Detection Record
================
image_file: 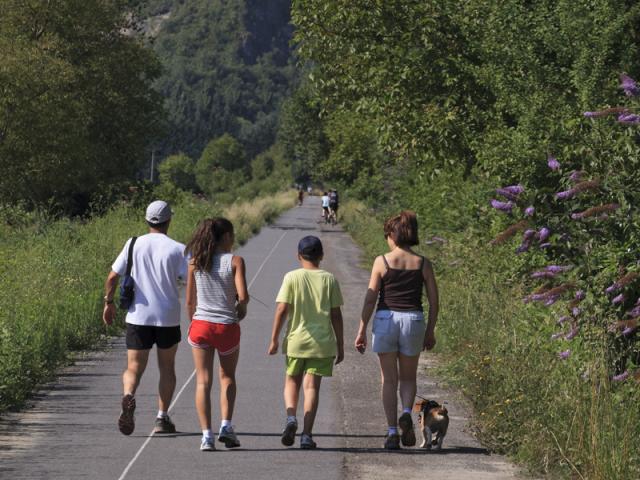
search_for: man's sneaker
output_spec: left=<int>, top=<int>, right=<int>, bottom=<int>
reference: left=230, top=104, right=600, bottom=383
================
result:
left=300, top=433, right=317, bottom=450
left=200, top=436, right=216, bottom=451
left=281, top=419, right=298, bottom=447
left=118, top=394, right=136, bottom=436
left=398, top=412, right=416, bottom=447
left=154, top=415, right=176, bottom=434
left=218, top=425, right=241, bottom=448
left=384, top=433, right=401, bottom=450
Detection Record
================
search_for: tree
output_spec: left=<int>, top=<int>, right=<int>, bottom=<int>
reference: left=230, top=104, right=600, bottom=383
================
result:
left=158, top=153, right=197, bottom=191
left=278, top=79, right=329, bottom=182
left=0, top=0, right=163, bottom=212
left=195, top=134, right=246, bottom=195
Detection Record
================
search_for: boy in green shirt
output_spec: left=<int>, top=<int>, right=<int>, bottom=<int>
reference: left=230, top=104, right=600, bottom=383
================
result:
left=268, top=235, right=344, bottom=449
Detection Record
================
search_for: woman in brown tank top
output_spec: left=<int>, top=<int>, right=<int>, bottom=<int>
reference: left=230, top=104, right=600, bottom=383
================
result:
left=354, top=211, right=439, bottom=450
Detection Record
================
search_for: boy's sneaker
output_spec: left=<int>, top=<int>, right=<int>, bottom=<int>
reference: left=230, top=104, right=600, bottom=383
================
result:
left=118, top=394, right=136, bottom=436
left=281, top=419, right=298, bottom=447
left=218, top=425, right=241, bottom=448
left=384, top=433, right=401, bottom=450
left=300, top=433, right=317, bottom=450
left=200, top=436, right=216, bottom=451
left=398, top=412, right=416, bottom=447
left=154, top=415, right=176, bottom=434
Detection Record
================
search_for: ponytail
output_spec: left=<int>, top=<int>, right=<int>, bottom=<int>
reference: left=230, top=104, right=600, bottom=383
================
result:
left=383, top=210, right=419, bottom=246
left=185, top=217, right=234, bottom=271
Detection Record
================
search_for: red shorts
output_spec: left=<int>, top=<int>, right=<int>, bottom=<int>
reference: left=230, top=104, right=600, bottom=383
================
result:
left=188, top=320, right=240, bottom=356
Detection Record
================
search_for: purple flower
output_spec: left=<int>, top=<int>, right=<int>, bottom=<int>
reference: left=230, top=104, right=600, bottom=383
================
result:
left=558, top=350, right=571, bottom=360
left=530, top=293, right=548, bottom=301
left=546, top=265, right=571, bottom=274
left=555, top=189, right=575, bottom=200
left=628, top=305, right=640, bottom=318
left=606, top=282, right=620, bottom=294
left=495, top=189, right=518, bottom=201
left=524, top=206, right=535, bottom=216
left=617, top=113, right=640, bottom=125
left=575, top=290, right=586, bottom=301
left=523, top=229, right=536, bottom=240
left=623, top=326, right=636, bottom=336
left=538, top=227, right=550, bottom=242
left=551, top=332, right=563, bottom=340
left=501, top=184, right=524, bottom=195
left=548, top=156, right=560, bottom=170
left=515, top=242, right=530, bottom=254
left=569, top=170, right=584, bottom=182
left=571, top=212, right=583, bottom=220
left=557, top=315, right=571, bottom=325
left=572, top=307, right=581, bottom=317
left=531, top=271, right=555, bottom=279
left=620, top=74, right=639, bottom=97
left=583, top=111, right=598, bottom=118
left=540, top=242, right=552, bottom=249
left=565, top=326, right=579, bottom=340
left=490, top=199, right=514, bottom=213
left=612, top=293, right=626, bottom=305
left=544, top=295, right=560, bottom=306
left=612, top=370, right=629, bottom=382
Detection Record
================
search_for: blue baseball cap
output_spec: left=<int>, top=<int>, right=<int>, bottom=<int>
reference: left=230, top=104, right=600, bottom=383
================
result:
left=298, top=235, right=323, bottom=257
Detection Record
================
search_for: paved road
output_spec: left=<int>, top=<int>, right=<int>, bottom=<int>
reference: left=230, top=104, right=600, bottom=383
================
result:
left=0, top=197, right=525, bottom=479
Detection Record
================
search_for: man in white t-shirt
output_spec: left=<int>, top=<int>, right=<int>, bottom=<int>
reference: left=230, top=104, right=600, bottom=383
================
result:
left=102, top=200, right=187, bottom=436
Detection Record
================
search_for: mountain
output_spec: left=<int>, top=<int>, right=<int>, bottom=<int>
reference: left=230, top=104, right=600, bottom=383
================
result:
left=142, top=0, right=296, bottom=159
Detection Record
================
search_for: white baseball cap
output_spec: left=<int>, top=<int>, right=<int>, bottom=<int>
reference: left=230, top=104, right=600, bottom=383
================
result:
left=145, top=200, right=172, bottom=224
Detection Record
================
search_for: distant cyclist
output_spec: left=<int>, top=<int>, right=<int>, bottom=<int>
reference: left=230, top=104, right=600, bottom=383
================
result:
left=329, top=190, right=339, bottom=223
left=321, top=192, right=330, bottom=222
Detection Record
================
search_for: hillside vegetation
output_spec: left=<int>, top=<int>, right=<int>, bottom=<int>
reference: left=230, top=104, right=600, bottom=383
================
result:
left=289, top=1, right=640, bottom=478
left=143, top=0, right=296, bottom=159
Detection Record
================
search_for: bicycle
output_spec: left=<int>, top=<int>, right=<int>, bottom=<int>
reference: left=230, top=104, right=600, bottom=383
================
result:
left=327, top=208, right=337, bottom=225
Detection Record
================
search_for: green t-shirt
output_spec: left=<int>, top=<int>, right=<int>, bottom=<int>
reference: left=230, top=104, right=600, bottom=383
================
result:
left=276, top=268, right=343, bottom=358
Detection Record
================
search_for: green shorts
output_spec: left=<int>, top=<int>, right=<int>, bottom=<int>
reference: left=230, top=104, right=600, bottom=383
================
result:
left=286, top=356, right=334, bottom=377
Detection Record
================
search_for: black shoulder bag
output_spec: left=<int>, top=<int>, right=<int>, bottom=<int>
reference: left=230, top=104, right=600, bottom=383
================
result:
left=119, top=237, right=137, bottom=310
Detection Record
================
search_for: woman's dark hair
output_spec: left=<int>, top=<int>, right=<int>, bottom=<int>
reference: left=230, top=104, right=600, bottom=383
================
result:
left=383, top=210, right=419, bottom=246
left=185, top=217, right=234, bottom=271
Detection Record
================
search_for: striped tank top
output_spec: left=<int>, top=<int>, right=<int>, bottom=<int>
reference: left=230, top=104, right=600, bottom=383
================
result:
left=193, top=253, right=238, bottom=324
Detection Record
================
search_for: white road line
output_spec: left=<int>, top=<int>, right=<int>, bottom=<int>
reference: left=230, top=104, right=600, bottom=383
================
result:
left=117, top=230, right=287, bottom=480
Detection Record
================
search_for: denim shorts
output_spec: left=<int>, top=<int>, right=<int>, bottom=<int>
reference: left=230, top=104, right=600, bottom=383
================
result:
left=372, top=310, right=426, bottom=356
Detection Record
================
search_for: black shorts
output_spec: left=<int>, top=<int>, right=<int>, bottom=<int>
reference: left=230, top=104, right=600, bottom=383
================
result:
left=126, top=324, right=181, bottom=350
left=330, top=203, right=339, bottom=212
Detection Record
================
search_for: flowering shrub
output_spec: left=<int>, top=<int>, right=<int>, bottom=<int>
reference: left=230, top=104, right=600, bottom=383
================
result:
left=490, top=74, right=640, bottom=383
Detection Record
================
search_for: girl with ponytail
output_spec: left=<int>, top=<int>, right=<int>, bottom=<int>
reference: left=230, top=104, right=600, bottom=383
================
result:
left=354, top=210, right=439, bottom=450
left=185, top=218, right=249, bottom=451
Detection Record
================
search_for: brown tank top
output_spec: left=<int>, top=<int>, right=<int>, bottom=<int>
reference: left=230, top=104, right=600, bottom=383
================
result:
left=377, top=255, right=425, bottom=312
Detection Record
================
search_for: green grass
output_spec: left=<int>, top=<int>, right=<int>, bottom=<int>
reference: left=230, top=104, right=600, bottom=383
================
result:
left=0, top=191, right=295, bottom=413
left=340, top=200, right=640, bottom=480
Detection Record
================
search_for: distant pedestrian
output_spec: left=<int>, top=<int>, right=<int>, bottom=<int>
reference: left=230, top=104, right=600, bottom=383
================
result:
left=103, top=200, right=187, bottom=436
left=298, top=188, right=304, bottom=206
left=307, top=185, right=312, bottom=195
left=354, top=211, right=439, bottom=450
left=268, top=236, right=344, bottom=449
left=184, top=218, right=249, bottom=451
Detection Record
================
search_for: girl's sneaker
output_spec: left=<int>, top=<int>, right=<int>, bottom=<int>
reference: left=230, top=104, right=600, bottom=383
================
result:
left=218, top=425, right=241, bottom=448
left=300, top=433, right=317, bottom=450
left=200, top=436, right=216, bottom=451
left=281, top=419, right=298, bottom=447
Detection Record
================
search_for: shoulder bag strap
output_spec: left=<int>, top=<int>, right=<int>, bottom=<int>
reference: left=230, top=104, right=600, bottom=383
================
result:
left=126, top=237, right=138, bottom=276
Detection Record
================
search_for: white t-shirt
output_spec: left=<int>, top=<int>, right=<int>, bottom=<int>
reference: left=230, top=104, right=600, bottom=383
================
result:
left=112, top=233, right=187, bottom=327
left=321, top=195, right=330, bottom=208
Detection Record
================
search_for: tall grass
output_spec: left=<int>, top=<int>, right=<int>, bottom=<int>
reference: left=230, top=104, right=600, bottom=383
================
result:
left=0, top=191, right=295, bottom=412
left=340, top=200, right=640, bottom=479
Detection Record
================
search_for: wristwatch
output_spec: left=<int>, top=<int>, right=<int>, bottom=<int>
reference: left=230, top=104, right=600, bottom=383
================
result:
left=104, top=296, right=114, bottom=304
